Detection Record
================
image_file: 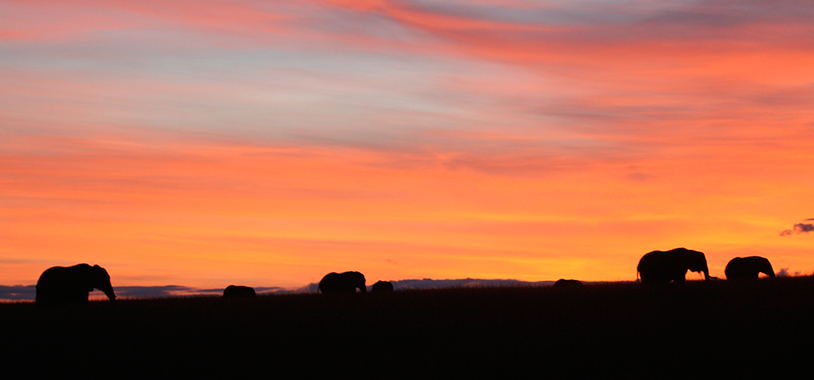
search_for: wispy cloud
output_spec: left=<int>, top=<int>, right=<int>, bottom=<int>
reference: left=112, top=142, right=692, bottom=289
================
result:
left=780, top=219, right=814, bottom=236
left=797, top=222, right=814, bottom=233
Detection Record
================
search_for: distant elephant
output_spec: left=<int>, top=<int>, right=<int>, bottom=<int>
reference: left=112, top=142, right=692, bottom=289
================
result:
left=554, top=279, right=583, bottom=287
left=223, top=285, right=257, bottom=298
left=372, top=280, right=394, bottom=292
left=725, top=256, right=775, bottom=280
left=318, top=271, right=367, bottom=294
left=36, top=264, right=116, bottom=305
left=637, top=248, right=710, bottom=284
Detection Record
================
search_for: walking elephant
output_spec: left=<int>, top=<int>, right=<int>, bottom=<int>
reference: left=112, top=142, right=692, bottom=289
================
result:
left=223, top=285, right=257, bottom=298
left=318, top=271, right=367, bottom=294
left=725, top=256, right=775, bottom=280
left=372, top=280, right=394, bottom=292
left=36, top=264, right=116, bottom=305
left=637, top=248, right=710, bottom=284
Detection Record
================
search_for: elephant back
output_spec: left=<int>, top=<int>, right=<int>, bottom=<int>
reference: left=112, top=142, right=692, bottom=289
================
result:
left=223, top=285, right=257, bottom=298
left=554, top=279, right=583, bottom=287
left=372, top=280, right=394, bottom=292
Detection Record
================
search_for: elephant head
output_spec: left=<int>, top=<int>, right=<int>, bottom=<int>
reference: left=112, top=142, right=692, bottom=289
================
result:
left=318, top=271, right=367, bottom=294
left=223, top=285, right=257, bottom=298
left=371, top=280, right=394, bottom=292
left=36, top=264, right=116, bottom=305
left=725, top=256, right=775, bottom=280
left=637, top=248, right=710, bottom=284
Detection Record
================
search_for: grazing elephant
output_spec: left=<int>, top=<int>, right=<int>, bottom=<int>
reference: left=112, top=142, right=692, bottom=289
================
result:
left=36, top=264, right=116, bottom=305
left=637, top=248, right=710, bottom=284
left=223, top=285, right=257, bottom=298
left=554, top=279, right=583, bottom=287
left=372, top=280, right=394, bottom=292
left=725, top=256, right=775, bottom=280
left=318, top=271, right=367, bottom=294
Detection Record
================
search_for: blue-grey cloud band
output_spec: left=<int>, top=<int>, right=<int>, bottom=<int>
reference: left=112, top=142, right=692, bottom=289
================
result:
left=0, top=285, right=287, bottom=302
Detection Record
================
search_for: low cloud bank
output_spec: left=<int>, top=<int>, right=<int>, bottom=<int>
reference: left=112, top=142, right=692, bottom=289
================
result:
left=389, top=278, right=555, bottom=290
left=1, top=279, right=561, bottom=301
left=0, top=285, right=35, bottom=301
left=294, top=278, right=561, bottom=293
left=0, top=285, right=289, bottom=302
left=776, top=268, right=812, bottom=277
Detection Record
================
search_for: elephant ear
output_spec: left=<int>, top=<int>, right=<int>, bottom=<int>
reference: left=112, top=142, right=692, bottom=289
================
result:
left=92, top=265, right=110, bottom=284
left=81, top=264, right=98, bottom=291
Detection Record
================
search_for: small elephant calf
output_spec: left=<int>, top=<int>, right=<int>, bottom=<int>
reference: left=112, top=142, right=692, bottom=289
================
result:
left=372, top=280, right=394, bottom=292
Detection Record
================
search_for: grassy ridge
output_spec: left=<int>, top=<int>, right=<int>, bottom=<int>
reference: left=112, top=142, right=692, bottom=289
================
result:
left=2, top=277, right=813, bottom=377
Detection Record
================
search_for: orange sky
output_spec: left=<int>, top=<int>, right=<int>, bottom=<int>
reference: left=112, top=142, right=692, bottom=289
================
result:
left=2, top=0, right=813, bottom=290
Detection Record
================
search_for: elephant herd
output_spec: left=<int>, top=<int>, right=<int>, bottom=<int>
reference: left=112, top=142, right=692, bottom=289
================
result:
left=636, top=247, right=775, bottom=284
left=316, top=271, right=394, bottom=294
left=33, top=249, right=775, bottom=304
left=34, top=266, right=393, bottom=305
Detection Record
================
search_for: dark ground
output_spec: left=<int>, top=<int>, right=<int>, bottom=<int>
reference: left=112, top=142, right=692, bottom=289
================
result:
left=2, top=277, right=813, bottom=378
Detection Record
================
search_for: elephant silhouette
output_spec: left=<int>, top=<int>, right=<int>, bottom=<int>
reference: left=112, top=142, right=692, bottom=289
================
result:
left=554, top=279, right=583, bottom=287
left=223, top=285, right=257, bottom=298
left=725, top=256, right=775, bottom=280
left=36, top=264, right=116, bottom=305
left=318, top=271, right=367, bottom=294
left=371, top=280, right=394, bottom=292
left=637, top=248, right=710, bottom=284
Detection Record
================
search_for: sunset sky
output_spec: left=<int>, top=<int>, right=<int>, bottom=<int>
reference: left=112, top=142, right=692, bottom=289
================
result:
left=2, top=0, right=813, bottom=292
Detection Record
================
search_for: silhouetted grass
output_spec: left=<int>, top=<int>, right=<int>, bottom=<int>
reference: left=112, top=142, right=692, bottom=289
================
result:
left=2, top=277, right=812, bottom=377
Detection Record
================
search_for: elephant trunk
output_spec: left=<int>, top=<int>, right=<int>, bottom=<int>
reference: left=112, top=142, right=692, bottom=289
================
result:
left=102, top=288, right=117, bottom=303
left=765, top=261, right=776, bottom=278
